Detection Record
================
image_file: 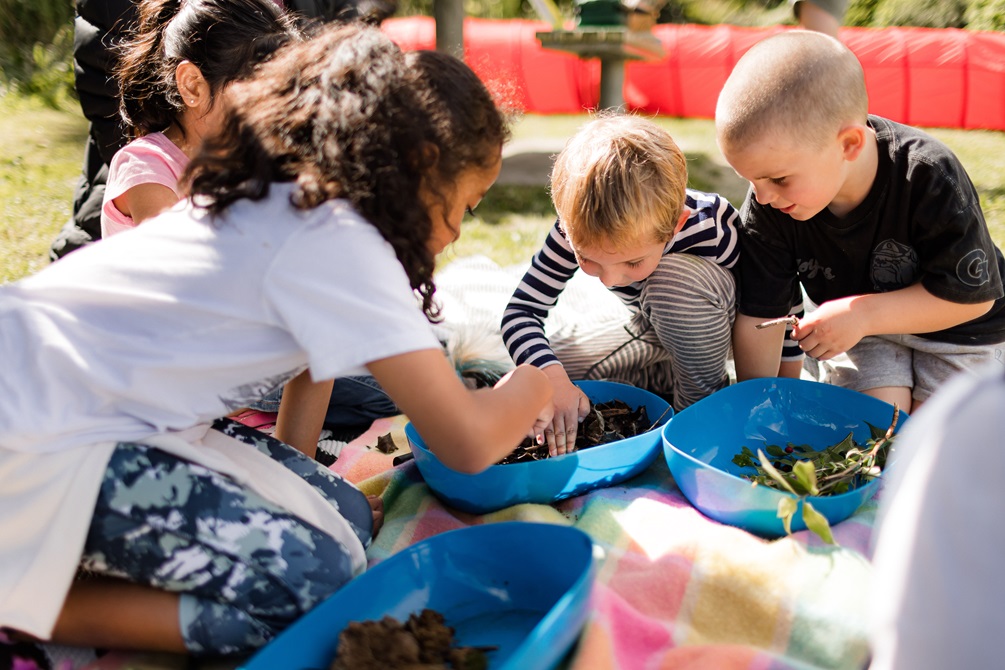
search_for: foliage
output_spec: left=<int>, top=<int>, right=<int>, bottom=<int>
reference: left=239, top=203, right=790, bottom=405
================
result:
left=731, top=407, right=900, bottom=544
left=871, top=0, right=968, bottom=28
left=398, top=0, right=563, bottom=19
left=844, top=0, right=881, bottom=26
left=965, top=0, right=1005, bottom=30
left=0, top=0, right=76, bottom=106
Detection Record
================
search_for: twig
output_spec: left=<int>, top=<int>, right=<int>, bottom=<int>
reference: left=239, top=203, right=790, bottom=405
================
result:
left=645, top=405, right=673, bottom=432
left=755, top=315, right=799, bottom=330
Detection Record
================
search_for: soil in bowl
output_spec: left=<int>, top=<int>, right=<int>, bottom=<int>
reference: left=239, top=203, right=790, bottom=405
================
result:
left=497, top=400, right=652, bottom=465
left=329, top=608, right=494, bottom=670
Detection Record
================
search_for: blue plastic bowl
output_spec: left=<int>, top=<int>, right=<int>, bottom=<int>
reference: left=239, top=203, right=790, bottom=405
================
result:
left=661, top=378, right=907, bottom=538
left=240, top=522, right=596, bottom=670
left=406, top=380, right=673, bottom=514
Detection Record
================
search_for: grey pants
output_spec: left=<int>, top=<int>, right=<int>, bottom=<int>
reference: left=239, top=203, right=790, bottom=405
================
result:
left=553, top=253, right=736, bottom=410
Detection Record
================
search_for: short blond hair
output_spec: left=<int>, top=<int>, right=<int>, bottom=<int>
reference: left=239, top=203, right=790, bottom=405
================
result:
left=550, top=114, right=688, bottom=251
left=716, top=30, right=868, bottom=149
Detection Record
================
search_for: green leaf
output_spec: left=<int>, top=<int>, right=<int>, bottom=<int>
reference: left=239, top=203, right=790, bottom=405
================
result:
left=830, top=433, right=856, bottom=456
left=792, top=460, right=820, bottom=496
left=766, top=444, right=786, bottom=457
left=802, top=501, right=836, bottom=545
left=865, top=420, right=885, bottom=440
left=757, top=449, right=798, bottom=495
left=777, top=496, right=798, bottom=535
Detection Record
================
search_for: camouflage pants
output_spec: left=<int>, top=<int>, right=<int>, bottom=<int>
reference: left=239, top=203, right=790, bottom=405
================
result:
left=80, top=418, right=373, bottom=654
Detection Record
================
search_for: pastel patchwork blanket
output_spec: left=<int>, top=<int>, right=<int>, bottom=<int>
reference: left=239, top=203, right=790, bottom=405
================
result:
left=335, top=417, right=878, bottom=670
left=68, top=413, right=876, bottom=670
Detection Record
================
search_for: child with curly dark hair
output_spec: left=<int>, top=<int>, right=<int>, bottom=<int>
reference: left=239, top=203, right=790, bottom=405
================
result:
left=0, top=23, right=551, bottom=656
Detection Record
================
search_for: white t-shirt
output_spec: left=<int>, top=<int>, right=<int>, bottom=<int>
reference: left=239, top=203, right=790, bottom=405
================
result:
left=0, top=184, right=441, bottom=636
left=869, top=364, right=1005, bottom=670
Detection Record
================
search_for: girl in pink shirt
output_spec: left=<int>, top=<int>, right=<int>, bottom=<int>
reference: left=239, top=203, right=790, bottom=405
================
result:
left=101, top=0, right=301, bottom=237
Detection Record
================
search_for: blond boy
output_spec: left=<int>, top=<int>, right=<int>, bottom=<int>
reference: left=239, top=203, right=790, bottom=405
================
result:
left=717, top=31, right=1005, bottom=413
left=501, top=115, right=739, bottom=455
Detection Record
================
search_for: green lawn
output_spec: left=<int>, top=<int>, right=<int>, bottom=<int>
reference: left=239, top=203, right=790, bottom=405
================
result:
left=3, top=95, right=1005, bottom=283
left=0, top=95, right=88, bottom=283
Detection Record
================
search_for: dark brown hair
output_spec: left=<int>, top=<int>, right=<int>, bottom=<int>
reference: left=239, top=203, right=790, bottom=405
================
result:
left=115, top=0, right=302, bottom=137
left=185, top=23, right=508, bottom=319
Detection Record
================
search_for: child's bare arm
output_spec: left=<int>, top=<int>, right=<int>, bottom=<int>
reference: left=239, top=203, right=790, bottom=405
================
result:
left=275, top=370, right=334, bottom=459
left=793, top=283, right=994, bottom=360
left=732, top=313, right=786, bottom=381
left=114, top=183, right=180, bottom=225
left=368, top=349, right=553, bottom=474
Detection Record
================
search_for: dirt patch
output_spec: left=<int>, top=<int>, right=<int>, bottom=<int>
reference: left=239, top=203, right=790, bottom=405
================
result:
left=329, top=608, right=493, bottom=670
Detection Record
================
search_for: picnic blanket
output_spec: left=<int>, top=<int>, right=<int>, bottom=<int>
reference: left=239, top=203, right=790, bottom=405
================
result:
left=60, top=413, right=877, bottom=670
left=338, top=418, right=879, bottom=670
left=51, top=256, right=877, bottom=669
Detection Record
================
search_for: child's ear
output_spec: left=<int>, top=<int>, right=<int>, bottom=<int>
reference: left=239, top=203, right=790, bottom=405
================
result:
left=176, top=61, right=211, bottom=110
left=838, top=124, right=868, bottom=162
left=673, top=209, right=689, bottom=236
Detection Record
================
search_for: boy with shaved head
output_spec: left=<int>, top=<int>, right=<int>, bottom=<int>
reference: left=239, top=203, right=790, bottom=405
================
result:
left=717, top=30, right=1005, bottom=412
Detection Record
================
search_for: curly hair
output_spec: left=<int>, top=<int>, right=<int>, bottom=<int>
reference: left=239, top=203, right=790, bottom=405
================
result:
left=115, top=0, right=302, bottom=138
left=185, top=23, right=508, bottom=319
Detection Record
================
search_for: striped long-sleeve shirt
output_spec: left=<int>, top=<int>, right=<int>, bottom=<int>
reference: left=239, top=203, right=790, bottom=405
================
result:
left=501, top=189, right=740, bottom=369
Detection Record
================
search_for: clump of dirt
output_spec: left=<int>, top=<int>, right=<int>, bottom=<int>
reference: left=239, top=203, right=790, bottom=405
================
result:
left=329, top=608, right=492, bottom=670
left=497, top=399, right=652, bottom=465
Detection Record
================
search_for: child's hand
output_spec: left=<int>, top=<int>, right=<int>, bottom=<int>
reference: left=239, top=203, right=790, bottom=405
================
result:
left=792, top=296, right=865, bottom=360
left=495, top=366, right=555, bottom=446
left=540, top=365, right=591, bottom=457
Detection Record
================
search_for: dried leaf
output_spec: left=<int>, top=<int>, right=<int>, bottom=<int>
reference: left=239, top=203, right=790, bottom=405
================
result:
left=374, top=432, right=397, bottom=454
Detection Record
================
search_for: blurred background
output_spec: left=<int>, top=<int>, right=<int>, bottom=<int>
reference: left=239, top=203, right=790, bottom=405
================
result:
left=2, top=0, right=1004, bottom=284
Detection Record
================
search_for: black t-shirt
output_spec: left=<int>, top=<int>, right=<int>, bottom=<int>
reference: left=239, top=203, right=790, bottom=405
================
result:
left=737, top=115, right=1005, bottom=345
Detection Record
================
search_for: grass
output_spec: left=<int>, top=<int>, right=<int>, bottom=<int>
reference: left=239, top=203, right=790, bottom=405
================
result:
left=2, top=97, right=1005, bottom=283
left=0, top=94, right=87, bottom=283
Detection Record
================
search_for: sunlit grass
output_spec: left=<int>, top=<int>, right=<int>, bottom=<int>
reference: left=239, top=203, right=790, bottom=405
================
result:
left=2, top=98, right=1004, bottom=284
left=0, top=94, right=86, bottom=283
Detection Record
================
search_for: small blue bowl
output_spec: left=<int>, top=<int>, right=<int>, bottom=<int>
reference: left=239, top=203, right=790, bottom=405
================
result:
left=406, top=380, right=673, bottom=514
left=661, top=378, right=906, bottom=538
left=240, top=522, right=596, bottom=670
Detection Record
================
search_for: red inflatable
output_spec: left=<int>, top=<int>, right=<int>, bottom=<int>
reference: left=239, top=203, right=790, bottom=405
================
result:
left=382, top=17, right=1005, bottom=130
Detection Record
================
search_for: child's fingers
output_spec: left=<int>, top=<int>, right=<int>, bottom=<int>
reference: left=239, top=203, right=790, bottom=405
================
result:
left=547, top=412, right=577, bottom=457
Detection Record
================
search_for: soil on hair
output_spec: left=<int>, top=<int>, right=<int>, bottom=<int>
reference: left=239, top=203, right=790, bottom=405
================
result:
left=328, top=608, right=494, bottom=670
left=496, top=400, right=651, bottom=465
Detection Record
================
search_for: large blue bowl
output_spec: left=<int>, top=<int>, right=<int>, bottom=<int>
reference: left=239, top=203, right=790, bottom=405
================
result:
left=661, top=378, right=906, bottom=538
left=406, top=380, right=673, bottom=514
left=240, top=522, right=596, bottom=670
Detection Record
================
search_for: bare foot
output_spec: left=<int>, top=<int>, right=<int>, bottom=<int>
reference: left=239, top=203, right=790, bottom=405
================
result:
left=367, top=495, right=384, bottom=537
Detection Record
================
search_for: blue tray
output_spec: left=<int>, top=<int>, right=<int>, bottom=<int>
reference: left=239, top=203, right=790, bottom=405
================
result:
left=406, top=380, right=673, bottom=514
left=662, top=378, right=907, bottom=538
left=240, top=522, right=597, bottom=670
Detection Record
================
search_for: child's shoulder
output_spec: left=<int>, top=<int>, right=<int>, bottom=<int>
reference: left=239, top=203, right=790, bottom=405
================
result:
left=112, top=132, right=188, bottom=173
left=872, top=115, right=964, bottom=166
left=684, top=188, right=739, bottom=220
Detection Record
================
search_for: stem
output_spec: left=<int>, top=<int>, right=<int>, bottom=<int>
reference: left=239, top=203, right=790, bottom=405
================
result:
left=645, top=405, right=672, bottom=432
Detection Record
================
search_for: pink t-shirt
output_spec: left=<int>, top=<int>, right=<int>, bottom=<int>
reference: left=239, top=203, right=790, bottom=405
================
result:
left=101, top=132, right=189, bottom=238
